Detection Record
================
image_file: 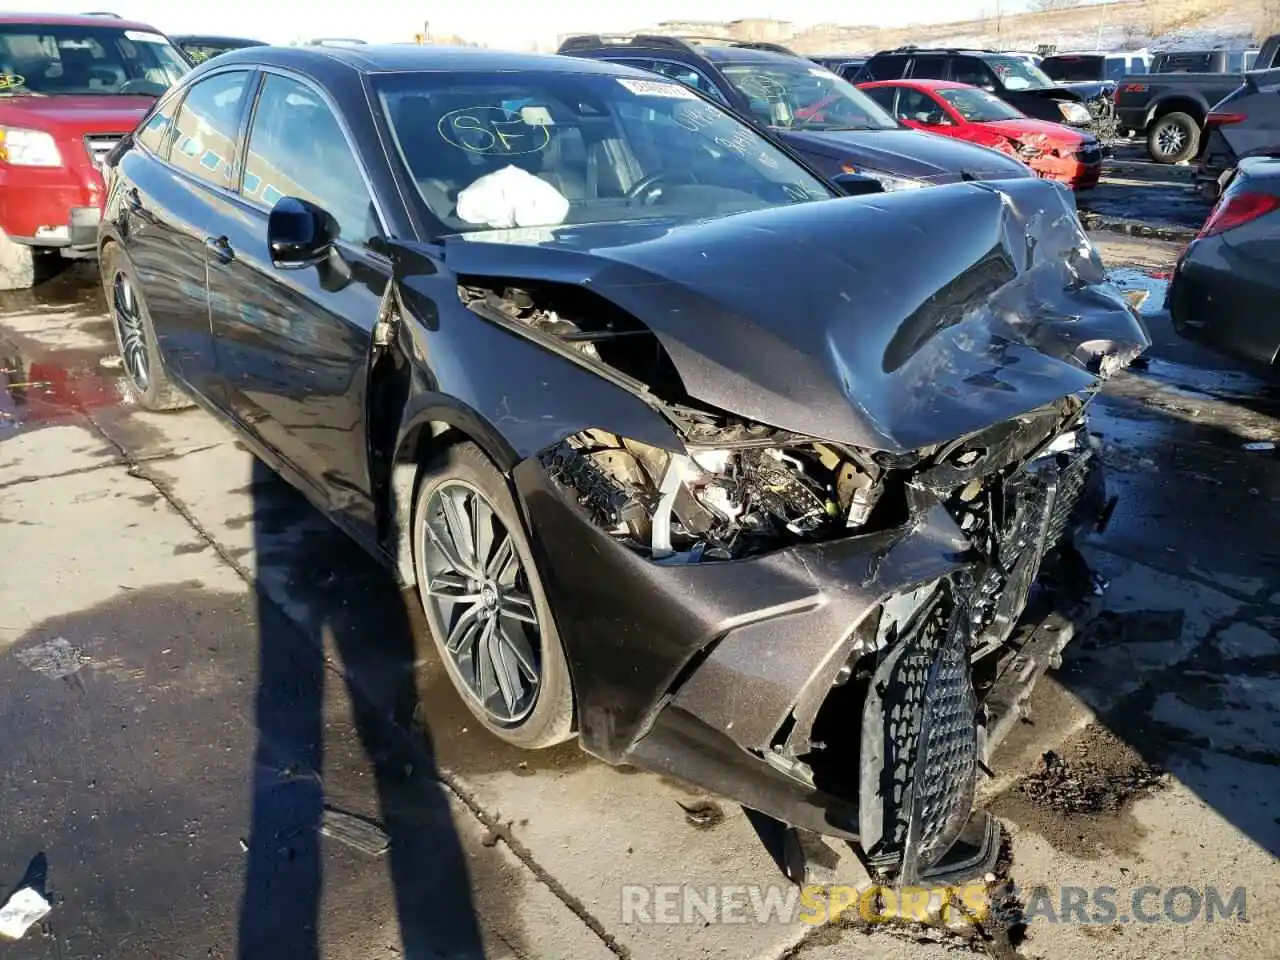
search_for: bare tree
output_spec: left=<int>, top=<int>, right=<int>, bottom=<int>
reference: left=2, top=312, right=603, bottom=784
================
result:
left=1260, top=0, right=1280, bottom=41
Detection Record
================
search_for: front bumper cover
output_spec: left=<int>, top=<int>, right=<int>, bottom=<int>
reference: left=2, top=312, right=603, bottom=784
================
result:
left=513, top=432, right=1108, bottom=884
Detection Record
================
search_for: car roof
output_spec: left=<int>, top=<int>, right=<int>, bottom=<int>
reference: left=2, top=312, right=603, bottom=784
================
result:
left=860, top=79, right=969, bottom=90
left=0, top=12, right=161, bottom=31
left=174, top=34, right=266, bottom=45
left=208, top=44, right=652, bottom=76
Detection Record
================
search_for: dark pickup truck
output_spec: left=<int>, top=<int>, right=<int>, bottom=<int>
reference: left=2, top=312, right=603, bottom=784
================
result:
left=1115, top=38, right=1278, bottom=163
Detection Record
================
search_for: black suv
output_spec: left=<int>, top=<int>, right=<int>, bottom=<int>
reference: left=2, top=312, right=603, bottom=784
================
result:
left=558, top=35, right=1030, bottom=191
left=859, top=47, right=1106, bottom=130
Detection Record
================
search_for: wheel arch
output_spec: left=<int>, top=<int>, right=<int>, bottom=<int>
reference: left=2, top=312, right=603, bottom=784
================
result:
left=1147, top=96, right=1206, bottom=128
left=386, top=398, right=521, bottom=586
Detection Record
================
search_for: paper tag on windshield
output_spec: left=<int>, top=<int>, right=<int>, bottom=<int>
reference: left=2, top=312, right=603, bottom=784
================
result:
left=520, top=106, right=554, bottom=126
left=125, top=30, right=169, bottom=44
left=616, top=77, right=697, bottom=99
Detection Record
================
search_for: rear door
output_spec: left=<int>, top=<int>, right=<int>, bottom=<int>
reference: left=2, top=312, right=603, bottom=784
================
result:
left=121, top=67, right=254, bottom=399
left=206, top=69, right=390, bottom=530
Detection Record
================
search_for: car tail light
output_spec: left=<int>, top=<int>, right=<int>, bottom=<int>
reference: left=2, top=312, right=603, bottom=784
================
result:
left=1196, top=191, right=1280, bottom=238
left=1205, top=111, right=1247, bottom=126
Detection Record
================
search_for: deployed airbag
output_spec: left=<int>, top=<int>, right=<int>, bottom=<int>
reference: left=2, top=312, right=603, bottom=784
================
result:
left=457, top=165, right=570, bottom=229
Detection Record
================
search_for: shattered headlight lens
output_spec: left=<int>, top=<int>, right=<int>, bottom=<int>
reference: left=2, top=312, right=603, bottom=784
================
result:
left=541, top=430, right=886, bottom=563
left=1056, top=101, right=1092, bottom=125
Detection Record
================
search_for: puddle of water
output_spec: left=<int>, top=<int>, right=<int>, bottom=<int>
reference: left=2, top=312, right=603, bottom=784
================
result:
left=1107, top=267, right=1170, bottom=317
left=1, top=347, right=129, bottom=433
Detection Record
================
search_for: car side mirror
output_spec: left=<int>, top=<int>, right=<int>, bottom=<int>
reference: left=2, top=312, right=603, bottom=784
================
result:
left=268, top=196, right=339, bottom=269
left=830, top=172, right=883, bottom=196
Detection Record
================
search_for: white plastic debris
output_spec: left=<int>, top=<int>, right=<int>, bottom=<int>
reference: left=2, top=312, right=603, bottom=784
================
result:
left=0, top=887, right=51, bottom=940
left=456, top=165, right=569, bottom=230
left=14, top=637, right=87, bottom=680
left=1242, top=441, right=1275, bottom=452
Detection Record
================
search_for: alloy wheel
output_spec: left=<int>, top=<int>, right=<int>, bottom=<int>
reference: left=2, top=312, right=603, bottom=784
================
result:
left=1156, top=124, right=1185, bottom=158
left=420, top=481, right=542, bottom=724
left=112, top=272, right=150, bottom=391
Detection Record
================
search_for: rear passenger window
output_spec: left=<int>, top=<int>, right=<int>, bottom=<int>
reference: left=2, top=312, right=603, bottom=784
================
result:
left=137, top=93, right=179, bottom=155
left=863, top=87, right=897, bottom=112
left=864, top=54, right=908, bottom=80
left=168, top=70, right=250, bottom=188
left=1130, top=57, right=1147, bottom=74
left=910, top=56, right=949, bottom=79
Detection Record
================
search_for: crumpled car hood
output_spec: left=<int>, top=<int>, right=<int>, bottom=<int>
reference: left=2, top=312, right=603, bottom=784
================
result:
left=777, top=128, right=1031, bottom=183
left=435, top=177, right=1150, bottom=453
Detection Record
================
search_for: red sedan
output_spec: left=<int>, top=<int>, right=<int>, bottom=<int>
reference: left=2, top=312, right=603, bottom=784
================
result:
left=858, top=79, right=1103, bottom=190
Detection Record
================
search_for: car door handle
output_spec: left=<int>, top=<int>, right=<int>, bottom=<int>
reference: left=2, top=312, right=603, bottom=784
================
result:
left=205, top=235, right=234, bottom=264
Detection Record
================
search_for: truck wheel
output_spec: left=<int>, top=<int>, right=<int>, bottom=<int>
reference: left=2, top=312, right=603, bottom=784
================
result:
left=0, top=228, right=49, bottom=291
left=100, top=242, right=192, bottom=411
left=1148, top=112, right=1200, bottom=164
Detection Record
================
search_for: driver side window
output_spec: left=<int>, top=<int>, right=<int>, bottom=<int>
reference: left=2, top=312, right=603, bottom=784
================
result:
left=897, top=88, right=945, bottom=123
left=242, top=74, right=379, bottom=248
left=952, top=57, right=997, bottom=90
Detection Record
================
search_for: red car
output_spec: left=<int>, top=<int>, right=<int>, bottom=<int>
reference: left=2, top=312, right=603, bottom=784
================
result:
left=0, top=13, right=189, bottom=290
left=858, top=79, right=1103, bottom=190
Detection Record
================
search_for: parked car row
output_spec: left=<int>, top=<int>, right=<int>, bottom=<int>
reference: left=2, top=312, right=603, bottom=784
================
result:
left=94, top=40, right=1151, bottom=887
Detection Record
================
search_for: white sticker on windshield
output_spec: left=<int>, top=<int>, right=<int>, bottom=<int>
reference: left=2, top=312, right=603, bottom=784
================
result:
left=124, top=30, right=169, bottom=44
left=520, top=106, right=554, bottom=127
left=616, top=77, right=697, bottom=99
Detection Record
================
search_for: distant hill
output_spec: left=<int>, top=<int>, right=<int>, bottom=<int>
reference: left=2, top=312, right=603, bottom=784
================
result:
left=623, top=0, right=1272, bottom=57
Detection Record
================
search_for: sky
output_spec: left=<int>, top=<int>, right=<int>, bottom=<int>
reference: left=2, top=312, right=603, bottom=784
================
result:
left=18, top=0, right=1038, bottom=51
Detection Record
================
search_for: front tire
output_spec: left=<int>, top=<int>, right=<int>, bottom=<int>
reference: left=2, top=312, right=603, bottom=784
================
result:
left=1148, top=112, right=1200, bottom=164
left=412, top=442, right=574, bottom=749
left=100, top=243, right=192, bottom=412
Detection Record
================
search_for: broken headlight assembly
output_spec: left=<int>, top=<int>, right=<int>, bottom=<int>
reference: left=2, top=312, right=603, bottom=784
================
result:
left=540, top=428, right=900, bottom=562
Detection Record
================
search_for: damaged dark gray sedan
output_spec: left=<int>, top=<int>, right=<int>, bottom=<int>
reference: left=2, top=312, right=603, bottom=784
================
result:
left=98, top=45, right=1150, bottom=885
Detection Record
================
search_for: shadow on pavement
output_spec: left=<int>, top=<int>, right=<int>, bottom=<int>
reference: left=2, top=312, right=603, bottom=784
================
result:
left=238, top=458, right=486, bottom=958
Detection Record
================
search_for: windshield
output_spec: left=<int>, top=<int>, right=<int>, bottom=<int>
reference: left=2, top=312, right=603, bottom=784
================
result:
left=1041, top=56, right=1103, bottom=82
left=718, top=61, right=899, bottom=131
left=937, top=87, right=1024, bottom=122
left=0, top=23, right=188, bottom=96
left=987, top=56, right=1054, bottom=90
left=377, top=72, right=833, bottom=236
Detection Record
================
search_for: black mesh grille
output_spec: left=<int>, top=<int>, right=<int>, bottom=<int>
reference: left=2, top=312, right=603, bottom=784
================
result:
left=1044, top=449, right=1093, bottom=552
left=903, top=613, right=978, bottom=879
left=860, top=584, right=977, bottom=878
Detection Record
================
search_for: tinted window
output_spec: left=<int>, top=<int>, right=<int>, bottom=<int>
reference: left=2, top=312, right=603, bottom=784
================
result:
left=1130, top=57, right=1148, bottom=73
left=1153, top=52, right=1213, bottom=73
left=862, top=86, right=896, bottom=111
left=1245, top=50, right=1258, bottom=70
left=376, top=71, right=832, bottom=236
left=952, top=57, right=997, bottom=88
left=864, top=54, right=908, bottom=80
left=137, top=92, right=180, bottom=154
left=644, top=59, right=728, bottom=104
left=169, top=70, right=248, bottom=188
left=0, top=22, right=187, bottom=96
left=1042, top=56, right=1104, bottom=82
left=243, top=74, right=378, bottom=247
left=910, top=56, right=949, bottom=79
